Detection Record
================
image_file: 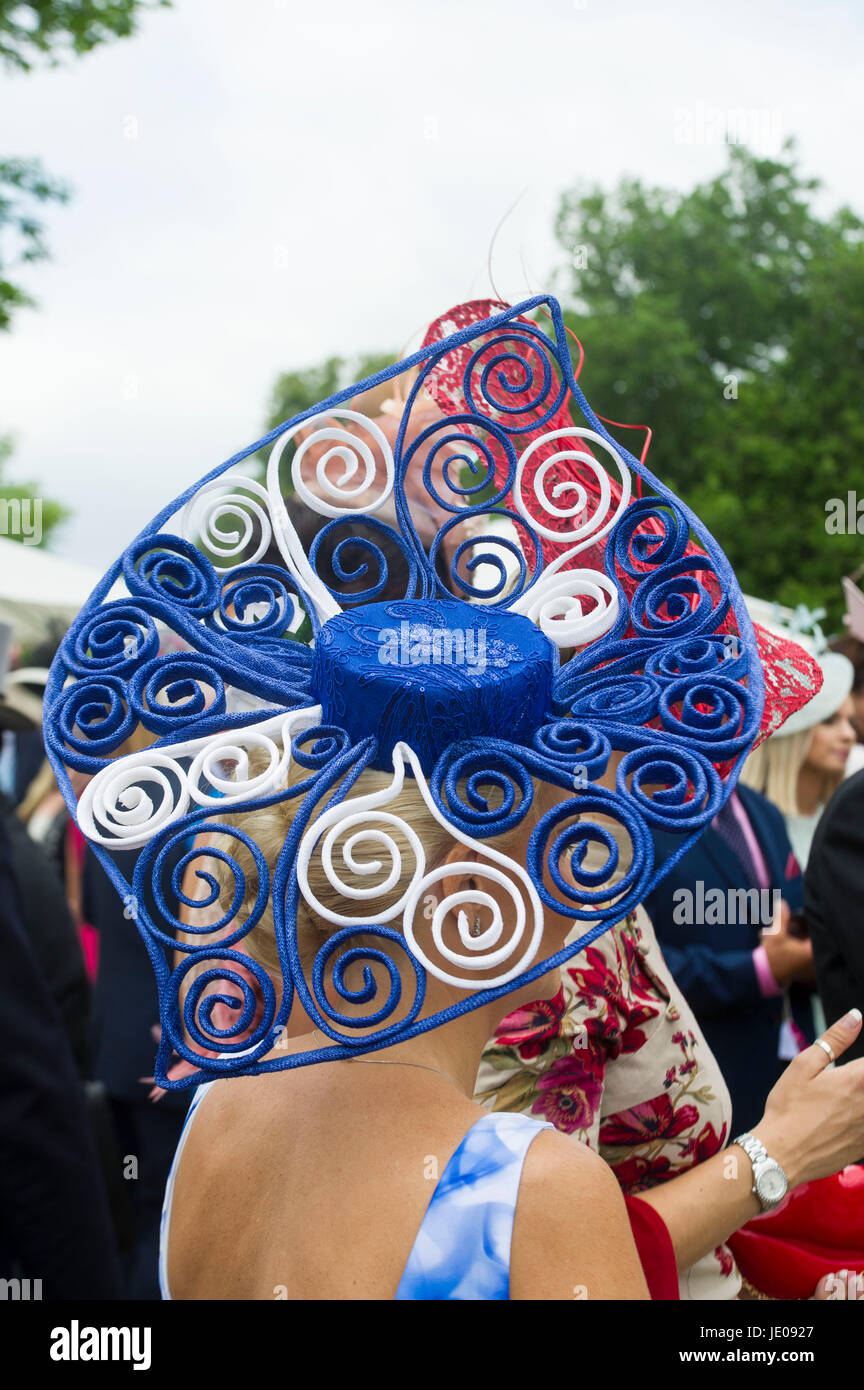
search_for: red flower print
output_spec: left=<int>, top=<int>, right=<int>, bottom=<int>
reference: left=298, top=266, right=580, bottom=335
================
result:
left=495, top=987, right=566, bottom=1059
left=531, top=1054, right=604, bottom=1134
left=610, top=1153, right=673, bottom=1192
left=714, top=1245, right=734, bottom=1278
left=599, top=1093, right=700, bottom=1146
left=663, top=1067, right=676, bottom=1090
left=582, top=1006, right=621, bottom=1055
left=619, top=926, right=664, bottom=1003
left=620, top=1001, right=660, bottom=1054
left=679, top=1121, right=728, bottom=1166
left=567, top=945, right=622, bottom=1010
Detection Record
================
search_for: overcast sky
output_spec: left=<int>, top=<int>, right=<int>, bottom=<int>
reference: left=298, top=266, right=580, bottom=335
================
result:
left=1, top=0, right=861, bottom=568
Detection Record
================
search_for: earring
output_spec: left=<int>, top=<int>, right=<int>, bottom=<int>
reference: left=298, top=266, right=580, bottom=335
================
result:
left=470, top=913, right=482, bottom=938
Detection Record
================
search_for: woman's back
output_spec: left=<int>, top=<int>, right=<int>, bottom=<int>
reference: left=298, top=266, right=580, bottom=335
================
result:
left=161, top=1059, right=645, bottom=1301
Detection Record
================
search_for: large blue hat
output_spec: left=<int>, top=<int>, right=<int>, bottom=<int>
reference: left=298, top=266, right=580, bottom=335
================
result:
left=44, top=295, right=764, bottom=1087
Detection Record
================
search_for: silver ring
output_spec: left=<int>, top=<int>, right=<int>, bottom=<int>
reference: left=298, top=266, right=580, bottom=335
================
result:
left=816, top=1038, right=836, bottom=1064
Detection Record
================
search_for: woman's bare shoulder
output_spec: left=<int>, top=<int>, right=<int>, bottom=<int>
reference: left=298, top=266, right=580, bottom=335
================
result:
left=511, top=1129, right=650, bottom=1301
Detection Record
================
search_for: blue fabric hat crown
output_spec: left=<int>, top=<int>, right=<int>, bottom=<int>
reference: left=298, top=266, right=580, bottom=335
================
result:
left=43, top=295, right=763, bottom=1087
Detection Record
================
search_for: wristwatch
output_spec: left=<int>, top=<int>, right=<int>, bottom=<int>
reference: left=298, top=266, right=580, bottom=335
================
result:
left=732, top=1132, right=788, bottom=1211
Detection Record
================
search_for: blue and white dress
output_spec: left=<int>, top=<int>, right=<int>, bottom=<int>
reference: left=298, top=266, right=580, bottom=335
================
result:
left=160, top=1100, right=551, bottom=1301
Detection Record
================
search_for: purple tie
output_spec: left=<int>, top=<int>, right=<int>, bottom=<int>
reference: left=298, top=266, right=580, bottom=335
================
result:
left=713, top=795, right=759, bottom=890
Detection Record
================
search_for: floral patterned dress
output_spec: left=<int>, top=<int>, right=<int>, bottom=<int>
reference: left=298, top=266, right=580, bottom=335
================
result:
left=476, top=905, right=740, bottom=1299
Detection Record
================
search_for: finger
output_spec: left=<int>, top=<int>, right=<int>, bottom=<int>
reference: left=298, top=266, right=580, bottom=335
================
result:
left=763, top=898, right=789, bottom=938
left=796, top=1008, right=863, bottom=1079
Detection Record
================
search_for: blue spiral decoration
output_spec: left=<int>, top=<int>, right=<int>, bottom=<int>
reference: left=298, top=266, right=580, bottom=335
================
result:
left=616, top=744, right=722, bottom=830
left=47, top=673, right=136, bottom=769
left=657, top=672, right=751, bottom=751
left=462, top=326, right=568, bottom=432
left=62, top=601, right=160, bottom=678
left=530, top=719, right=612, bottom=780
left=134, top=820, right=271, bottom=952
left=309, top=925, right=425, bottom=1037
left=161, top=947, right=278, bottom=1061
left=644, top=633, right=748, bottom=682
left=403, top=415, right=518, bottom=513
left=429, top=506, right=542, bottom=606
left=129, top=652, right=227, bottom=733
left=527, top=790, right=653, bottom=921
left=212, top=563, right=314, bottom=641
left=291, top=723, right=353, bottom=770
left=308, top=515, right=419, bottom=605
left=432, top=741, right=535, bottom=838
left=570, top=671, right=661, bottom=725
left=609, top=496, right=690, bottom=579
left=123, top=534, right=220, bottom=616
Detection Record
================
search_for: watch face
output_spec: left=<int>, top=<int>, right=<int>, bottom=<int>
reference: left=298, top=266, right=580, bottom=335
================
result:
left=757, top=1165, right=787, bottom=1203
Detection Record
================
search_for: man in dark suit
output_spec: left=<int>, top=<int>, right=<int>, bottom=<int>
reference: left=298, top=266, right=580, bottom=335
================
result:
left=644, top=783, right=815, bottom=1133
left=805, top=769, right=864, bottom=1064
left=0, top=812, right=120, bottom=1299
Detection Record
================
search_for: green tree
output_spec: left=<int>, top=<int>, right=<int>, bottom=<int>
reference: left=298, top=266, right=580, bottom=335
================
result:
left=0, top=156, right=69, bottom=330
left=553, top=141, right=864, bottom=625
left=0, top=0, right=169, bottom=70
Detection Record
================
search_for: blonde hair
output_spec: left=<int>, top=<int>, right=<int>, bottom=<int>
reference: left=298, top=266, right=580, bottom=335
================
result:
left=740, top=727, right=842, bottom=816
left=204, top=752, right=558, bottom=992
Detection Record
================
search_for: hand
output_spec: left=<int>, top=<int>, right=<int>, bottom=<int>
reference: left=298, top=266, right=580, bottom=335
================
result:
left=753, top=1009, right=864, bottom=1187
left=760, top=902, right=816, bottom=988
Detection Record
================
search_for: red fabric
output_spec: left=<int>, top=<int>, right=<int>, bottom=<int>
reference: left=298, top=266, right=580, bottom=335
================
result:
left=624, top=1195, right=679, bottom=1299
left=66, top=821, right=99, bottom=981
left=421, top=298, right=824, bottom=749
left=728, top=1167, right=864, bottom=1299
left=77, top=923, right=100, bottom=982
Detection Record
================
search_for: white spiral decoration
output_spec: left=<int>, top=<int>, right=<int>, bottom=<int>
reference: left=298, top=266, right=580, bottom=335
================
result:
left=266, top=409, right=396, bottom=623
left=77, top=751, right=191, bottom=849
left=75, top=705, right=322, bottom=850
left=298, top=810, right=426, bottom=925
left=511, top=424, right=631, bottom=542
left=181, top=475, right=273, bottom=572
left=402, top=860, right=543, bottom=990
left=297, top=742, right=544, bottom=990
left=518, top=569, right=620, bottom=648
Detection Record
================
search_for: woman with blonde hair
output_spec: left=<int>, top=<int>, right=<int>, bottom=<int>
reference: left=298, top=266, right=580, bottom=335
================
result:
left=740, top=657, right=856, bottom=871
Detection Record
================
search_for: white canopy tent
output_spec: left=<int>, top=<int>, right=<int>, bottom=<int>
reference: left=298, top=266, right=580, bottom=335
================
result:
left=0, top=536, right=104, bottom=650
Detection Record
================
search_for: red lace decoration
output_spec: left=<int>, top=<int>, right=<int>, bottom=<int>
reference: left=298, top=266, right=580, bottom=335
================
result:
left=421, top=299, right=822, bottom=749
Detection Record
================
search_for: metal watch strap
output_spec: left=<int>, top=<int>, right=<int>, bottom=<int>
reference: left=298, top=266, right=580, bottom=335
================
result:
left=733, top=1131, right=767, bottom=1170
